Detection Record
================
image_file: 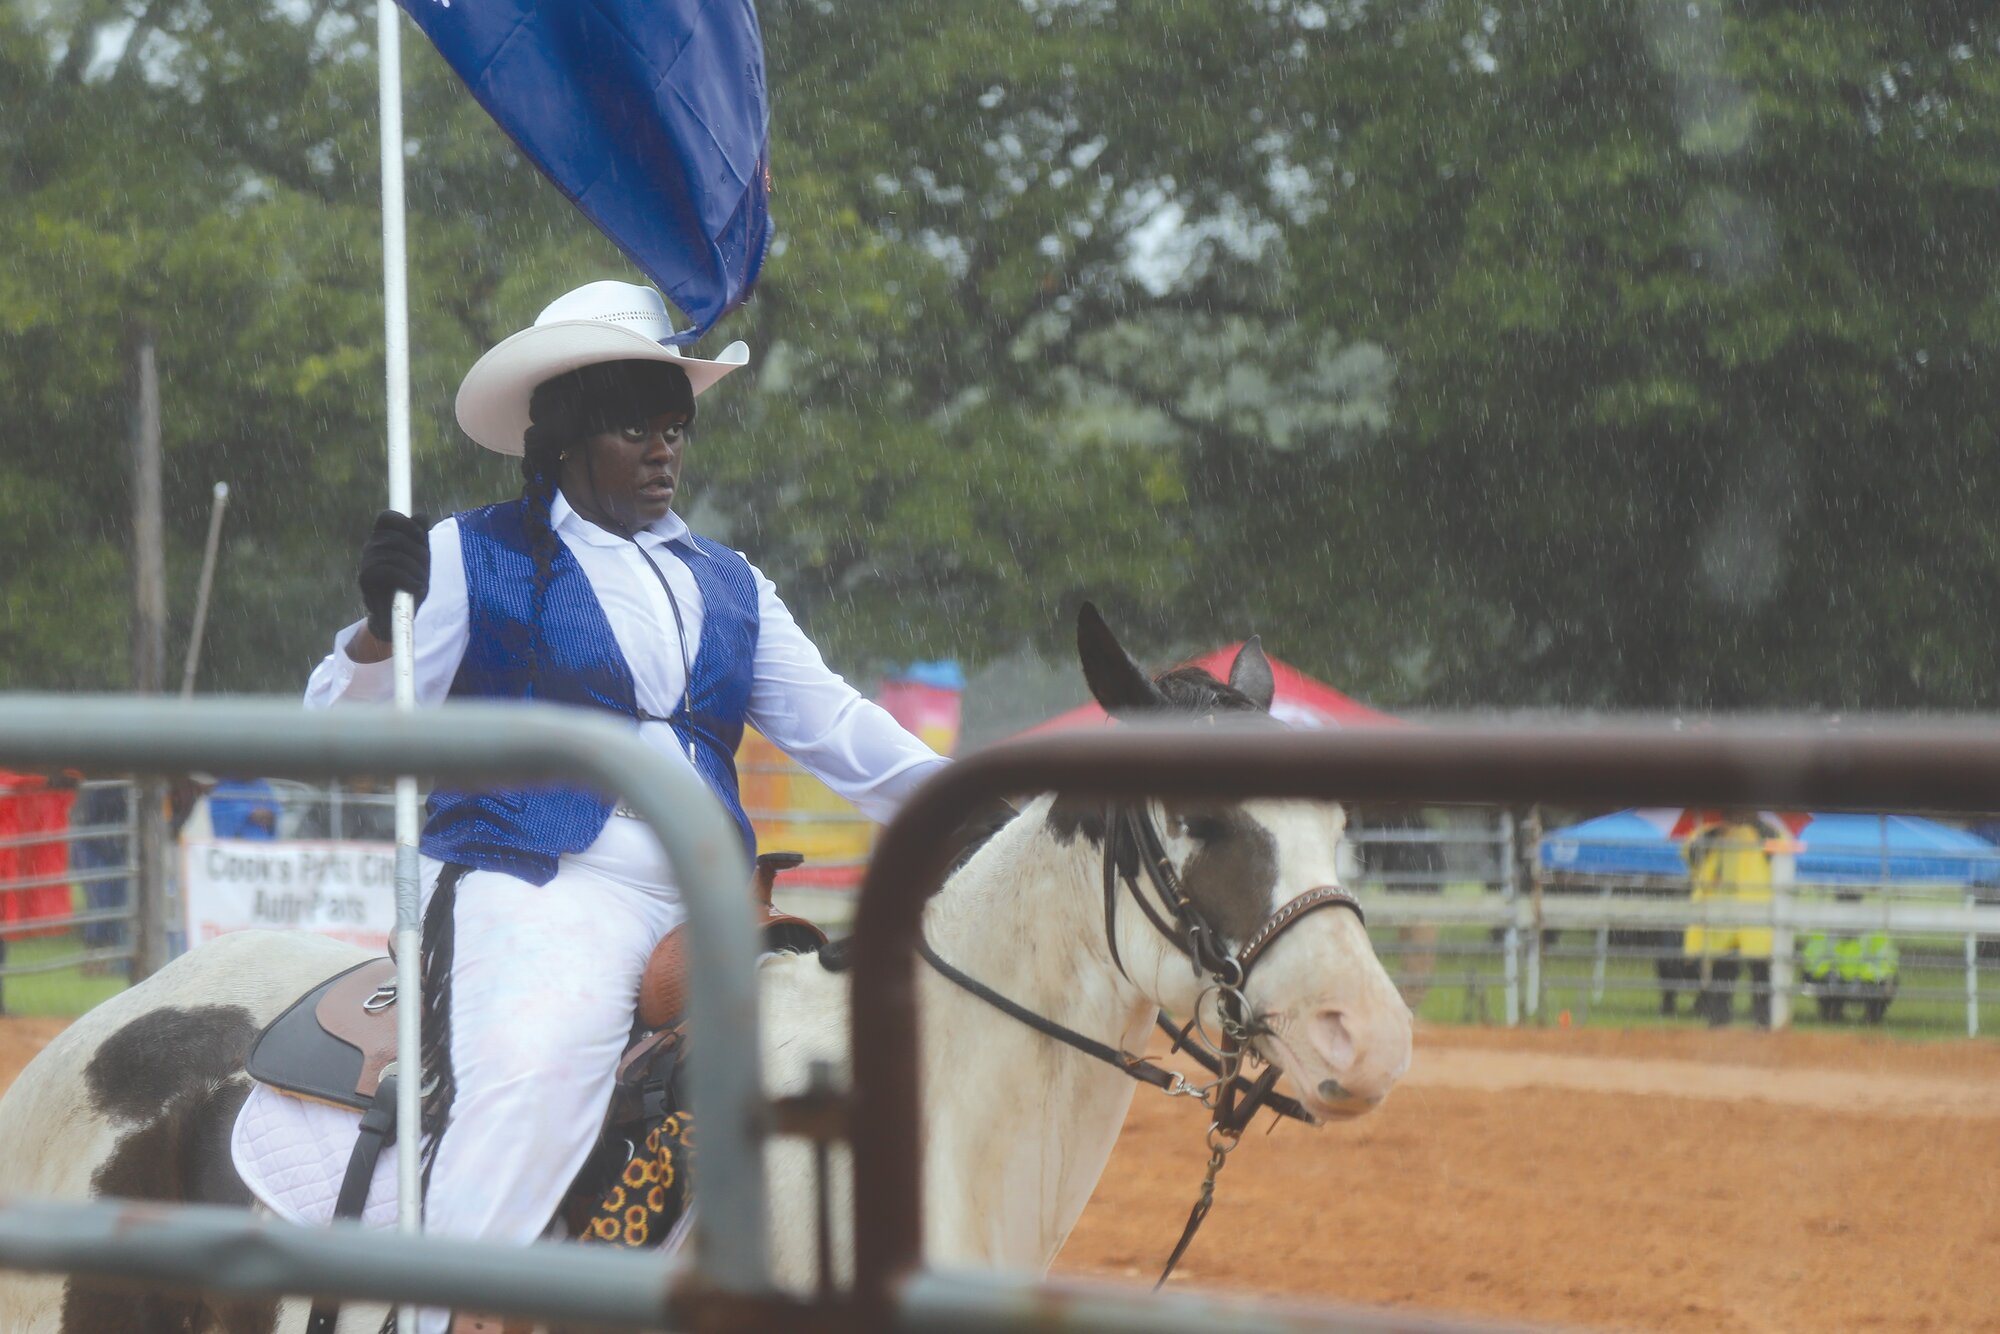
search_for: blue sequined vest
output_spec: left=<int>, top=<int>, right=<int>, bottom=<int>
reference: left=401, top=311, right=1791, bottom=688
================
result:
left=420, top=501, right=760, bottom=884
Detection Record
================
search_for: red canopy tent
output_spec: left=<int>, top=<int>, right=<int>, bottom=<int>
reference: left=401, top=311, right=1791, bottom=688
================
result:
left=1024, top=644, right=1400, bottom=733
left=762, top=648, right=1392, bottom=903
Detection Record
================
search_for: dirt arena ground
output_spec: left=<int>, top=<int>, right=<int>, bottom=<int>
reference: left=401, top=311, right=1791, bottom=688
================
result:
left=1058, top=1025, right=2000, bottom=1333
left=5, top=1017, right=1997, bottom=1332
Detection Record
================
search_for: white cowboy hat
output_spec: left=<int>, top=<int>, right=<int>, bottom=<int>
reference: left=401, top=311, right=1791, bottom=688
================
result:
left=455, top=280, right=751, bottom=456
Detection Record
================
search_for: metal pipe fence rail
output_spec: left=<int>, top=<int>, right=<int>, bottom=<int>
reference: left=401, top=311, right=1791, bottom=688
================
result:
left=11, top=708, right=2000, bottom=1334
left=1540, top=873, right=2000, bottom=903
left=0, top=1197, right=1534, bottom=1334
left=1413, top=937, right=1974, bottom=1029
left=845, top=719, right=2000, bottom=1306
left=1342, top=807, right=2000, bottom=1033
left=0, top=778, right=137, bottom=979
left=1357, top=891, right=2000, bottom=1030
left=259, top=781, right=400, bottom=842
left=0, top=825, right=127, bottom=853
left=0, top=778, right=435, bottom=980
left=0, top=696, right=771, bottom=1307
left=0, top=697, right=1548, bottom=1334
left=0, top=865, right=133, bottom=896
left=1345, top=816, right=1514, bottom=892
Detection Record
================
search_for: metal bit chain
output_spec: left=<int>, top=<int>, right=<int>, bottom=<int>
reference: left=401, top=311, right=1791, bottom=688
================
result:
left=1155, top=1119, right=1245, bottom=1290
left=1153, top=984, right=1258, bottom=1288
left=1177, top=982, right=1258, bottom=1107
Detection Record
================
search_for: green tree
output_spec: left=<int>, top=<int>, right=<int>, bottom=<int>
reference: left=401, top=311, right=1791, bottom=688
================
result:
left=0, top=0, right=1203, bottom=691
left=1276, top=0, right=2000, bottom=708
left=5, top=0, right=1999, bottom=715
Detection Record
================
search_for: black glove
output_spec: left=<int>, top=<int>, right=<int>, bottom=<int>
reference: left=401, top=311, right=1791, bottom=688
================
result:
left=358, top=510, right=431, bottom=640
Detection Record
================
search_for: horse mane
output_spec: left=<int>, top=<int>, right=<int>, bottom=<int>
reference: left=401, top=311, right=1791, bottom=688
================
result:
left=963, top=660, right=1278, bottom=866
left=808, top=656, right=1282, bottom=972
left=1150, top=664, right=1271, bottom=718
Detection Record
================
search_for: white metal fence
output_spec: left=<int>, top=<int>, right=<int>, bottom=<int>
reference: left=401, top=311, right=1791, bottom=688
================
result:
left=0, top=780, right=402, bottom=997
left=12, top=789, right=1996, bottom=1038
left=1346, top=807, right=2000, bottom=1036
left=0, top=779, right=137, bottom=988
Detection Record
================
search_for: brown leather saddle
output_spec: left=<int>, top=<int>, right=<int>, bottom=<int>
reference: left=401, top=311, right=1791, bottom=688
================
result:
left=245, top=955, right=403, bottom=1112
left=246, top=850, right=824, bottom=1113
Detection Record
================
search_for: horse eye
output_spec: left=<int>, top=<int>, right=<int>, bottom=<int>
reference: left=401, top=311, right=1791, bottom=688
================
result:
left=1180, top=815, right=1228, bottom=842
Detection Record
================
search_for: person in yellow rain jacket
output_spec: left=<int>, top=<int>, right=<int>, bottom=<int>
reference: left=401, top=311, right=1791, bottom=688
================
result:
left=1683, top=811, right=1780, bottom=1028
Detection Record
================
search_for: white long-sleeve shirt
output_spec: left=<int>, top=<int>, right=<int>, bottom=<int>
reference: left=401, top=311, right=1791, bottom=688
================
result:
left=305, top=493, right=948, bottom=825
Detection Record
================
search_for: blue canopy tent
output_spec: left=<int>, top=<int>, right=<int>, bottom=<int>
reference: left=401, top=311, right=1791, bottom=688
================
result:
left=1540, top=811, right=2000, bottom=887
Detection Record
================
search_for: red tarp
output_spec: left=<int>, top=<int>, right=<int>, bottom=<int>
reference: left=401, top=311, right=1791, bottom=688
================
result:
left=1025, top=644, right=1400, bottom=733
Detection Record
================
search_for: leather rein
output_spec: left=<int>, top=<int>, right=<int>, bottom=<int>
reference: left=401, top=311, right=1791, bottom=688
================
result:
left=919, top=798, right=1365, bottom=1287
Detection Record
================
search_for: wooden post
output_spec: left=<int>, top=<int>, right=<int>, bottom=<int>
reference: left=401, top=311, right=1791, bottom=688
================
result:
left=1526, top=804, right=1545, bottom=1021
left=1966, top=891, right=1980, bottom=1039
left=1500, top=807, right=1521, bottom=1027
left=1768, top=842, right=1794, bottom=1031
left=129, top=326, right=170, bottom=980
left=178, top=482, right=231, bottom=698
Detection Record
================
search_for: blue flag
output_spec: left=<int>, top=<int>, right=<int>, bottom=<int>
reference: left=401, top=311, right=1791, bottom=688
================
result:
left=398, top=0, right=772, bottom=342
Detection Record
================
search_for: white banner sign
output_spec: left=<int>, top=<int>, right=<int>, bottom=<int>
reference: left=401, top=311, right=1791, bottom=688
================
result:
left=182, top=838, right=397, bottom=951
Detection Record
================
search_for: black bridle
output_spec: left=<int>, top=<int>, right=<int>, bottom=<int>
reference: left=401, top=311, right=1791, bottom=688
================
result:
left=919, top=796, right=1366, bottom=1285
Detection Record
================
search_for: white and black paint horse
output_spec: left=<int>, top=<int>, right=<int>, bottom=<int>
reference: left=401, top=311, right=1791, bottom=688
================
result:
left=0, top=606, right=1413, bottom=1332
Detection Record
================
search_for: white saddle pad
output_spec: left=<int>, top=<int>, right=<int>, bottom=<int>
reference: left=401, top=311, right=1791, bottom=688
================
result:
left=231, top=1082, right=402, bottom=1230
left=231, top=1082, right=696, bottom=1256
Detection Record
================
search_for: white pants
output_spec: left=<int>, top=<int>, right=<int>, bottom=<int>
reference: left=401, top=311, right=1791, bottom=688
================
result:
left=417, top=816, right=685, bottom=1332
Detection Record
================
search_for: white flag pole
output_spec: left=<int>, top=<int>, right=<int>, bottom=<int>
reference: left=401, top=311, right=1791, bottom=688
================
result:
left=376, top=1, right=424, bottom=1328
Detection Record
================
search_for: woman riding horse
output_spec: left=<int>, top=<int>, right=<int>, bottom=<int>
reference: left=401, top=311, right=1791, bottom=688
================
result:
left=0, top=600, right=1413, bottom=1334
left=307, top=280, right=948, bottom=1333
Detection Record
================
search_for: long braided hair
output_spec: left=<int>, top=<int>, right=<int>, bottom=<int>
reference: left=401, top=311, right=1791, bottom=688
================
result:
left=416, top=357, right=695, bottom=1206
left=517, top=417, right=567, bottom=704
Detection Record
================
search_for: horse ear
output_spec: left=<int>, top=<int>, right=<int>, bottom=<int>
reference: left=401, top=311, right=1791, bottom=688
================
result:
left=1077, top=602, right=1164, bottom=715
left=1229, top=635, right=1276, bottom=712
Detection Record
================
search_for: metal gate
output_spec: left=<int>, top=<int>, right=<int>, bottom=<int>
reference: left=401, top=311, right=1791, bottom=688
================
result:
left=4, top=698, right=1999, bottom=1332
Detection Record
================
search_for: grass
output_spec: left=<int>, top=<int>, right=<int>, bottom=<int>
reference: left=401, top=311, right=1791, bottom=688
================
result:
left=4, top=912, right=1996, bottom=1043
left=1380, top=923, right=2000, bottom=1040
left=0, top=933, right=130, bottom=1018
